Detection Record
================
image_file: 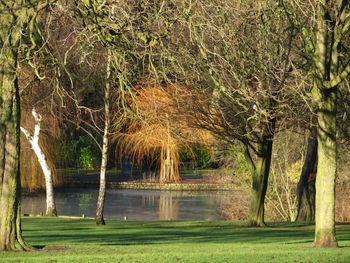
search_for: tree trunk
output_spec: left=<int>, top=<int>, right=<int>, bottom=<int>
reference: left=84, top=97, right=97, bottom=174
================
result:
left=160, top=146, right=172, bottom=183
left=296, top=128, right=317, bottom=222
left=247, top=137, right=274, bottom=227
left=0, top=2, right=33, bottom=251
left=96, top=51, right=111, bottom=225
left=314, top=86, right=337, bottom=247
left=20, top=108, right=57, bottom=216
left=0, top=84, right=27, bottom=250
left=95, top=136, right=108, bottom=225
left=312, top=1, right=338, bottom=248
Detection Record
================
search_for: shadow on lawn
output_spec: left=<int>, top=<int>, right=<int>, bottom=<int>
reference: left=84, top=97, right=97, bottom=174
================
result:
left=21, top=218, right=350, bottom=247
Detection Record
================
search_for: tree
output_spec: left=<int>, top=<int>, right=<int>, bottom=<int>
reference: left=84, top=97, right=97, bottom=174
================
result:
left=95, top=51, right=112, bottom=225
left=282, top=0, right=350, bottom=248
left=20, top=108, right=58, bottom=216
left=164, top=0, right=306, bottom=226
left=19, top=64, right=63, bottom=194
left=0, top=0, right=48, bottom=251
left=116, top=84, right=210, bottom=183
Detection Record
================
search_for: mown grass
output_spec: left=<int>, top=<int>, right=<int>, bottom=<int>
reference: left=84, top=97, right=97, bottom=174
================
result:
left=1, top=217, right=350, bottom=262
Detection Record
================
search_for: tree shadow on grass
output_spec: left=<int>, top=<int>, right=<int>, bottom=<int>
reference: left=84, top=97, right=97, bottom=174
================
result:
left=24, top=219, right=345, bottom=247
left=22, top=218, right=350, bottom=247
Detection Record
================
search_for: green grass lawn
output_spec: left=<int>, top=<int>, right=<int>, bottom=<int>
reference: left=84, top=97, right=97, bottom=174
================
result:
left=1, top=218, right=350, bottom=262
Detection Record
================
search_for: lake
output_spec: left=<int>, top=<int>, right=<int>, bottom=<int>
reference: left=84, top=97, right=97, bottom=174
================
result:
left=21, top=188, right=233, bottom=220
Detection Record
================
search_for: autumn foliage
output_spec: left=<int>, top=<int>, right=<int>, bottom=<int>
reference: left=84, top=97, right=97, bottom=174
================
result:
left=116, top=84, right=211, bottom=183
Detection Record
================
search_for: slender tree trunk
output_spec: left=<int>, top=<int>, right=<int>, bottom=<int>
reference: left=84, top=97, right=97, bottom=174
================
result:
left=96, top=52, right=111, bottom=225
left=160, top=146, right=171, bottom=183
left=246, top=137, right=274, bottom=227
left=0, top=2, right=33, bottom=251
left=159, top=114, right=179, bottom=184
left=296, top=128, right=317, bottom=222
left=20, top=109, right=57, bottom=216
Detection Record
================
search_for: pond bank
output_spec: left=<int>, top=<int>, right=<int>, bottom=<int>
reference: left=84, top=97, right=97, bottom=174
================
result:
left=60, top=168, right=235, bottom=191
left=63, top=180, right=235, bottom=191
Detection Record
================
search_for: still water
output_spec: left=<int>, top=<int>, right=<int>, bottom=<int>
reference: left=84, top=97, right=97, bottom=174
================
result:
left=22, top=189, right=231, bottom=220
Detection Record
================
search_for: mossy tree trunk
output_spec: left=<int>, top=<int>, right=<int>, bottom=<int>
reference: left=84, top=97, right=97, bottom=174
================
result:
left=283, top=0, right=350, bottom=247
left=296, top=128, right=317, bottom=222
left=243, top=121, right=275, bottom=227
left=313, top=82, right=338, bottom=247
left=246, top=138, right=274, bottom=227
left=311, top=0, right=347, bottom=248
left=0, top=63, right=26, bottom=250
left=0, top=1, right=37, bottom=251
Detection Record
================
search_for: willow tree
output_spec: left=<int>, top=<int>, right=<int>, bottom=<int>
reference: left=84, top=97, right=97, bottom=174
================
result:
left=0, top=0, right=49, bottom=251
left=117, top=84, right=210, bottom=183
left=282, top=0, right=350, bottom=248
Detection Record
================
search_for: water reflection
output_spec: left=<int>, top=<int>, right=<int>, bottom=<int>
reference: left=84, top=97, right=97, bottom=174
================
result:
left=21, top=189, right=230, bottom=220
left=159, top=195, right=178, bottom=220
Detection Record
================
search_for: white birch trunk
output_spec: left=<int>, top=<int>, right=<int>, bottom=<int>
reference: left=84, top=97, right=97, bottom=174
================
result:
left=96, top=51, right=111, bottom=225
left=20, top=108, right=57, bottom=216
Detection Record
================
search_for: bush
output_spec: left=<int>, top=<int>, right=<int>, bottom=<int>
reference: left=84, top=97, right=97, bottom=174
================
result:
left=179, top=144, right=213, bottom=169
left=79, top=146, right=95, bottom=169
left=56, top=133, right=99, bottom=169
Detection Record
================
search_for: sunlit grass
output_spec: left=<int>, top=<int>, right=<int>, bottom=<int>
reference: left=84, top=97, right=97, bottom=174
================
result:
left=0, top=218, right=349, bottom=262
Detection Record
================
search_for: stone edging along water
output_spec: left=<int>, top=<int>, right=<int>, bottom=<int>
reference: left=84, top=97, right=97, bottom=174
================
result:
left=64, top=181, right=235, bottom=191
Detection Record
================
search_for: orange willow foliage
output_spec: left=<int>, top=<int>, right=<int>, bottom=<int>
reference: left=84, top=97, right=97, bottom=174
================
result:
left=116, top=84, right=211, bottom=183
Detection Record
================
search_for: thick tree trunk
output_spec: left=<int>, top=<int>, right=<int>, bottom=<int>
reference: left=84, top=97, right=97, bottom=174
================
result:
left=314, top=87, right=337, bottom=247
left=312, top=1, right=338, bottom=248
left=296, top=128, right=317, bottom=222
left=20, top=109, right=57, bottom=216
left=0, top=90, right=27, bottom=250
left=0, top=56, right=26, bottom=250
left=0, top=3, right=32, bottom=251
left=247, top=137, right=274, bottom=227
left=96, top=52, right=111, bottom=225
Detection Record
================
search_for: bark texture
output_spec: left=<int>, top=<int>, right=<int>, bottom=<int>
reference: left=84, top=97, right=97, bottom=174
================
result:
left=296, top=128, right=317, bottom=222
left=244, top=120, right=275, bottom=227
left=247, top=137, right=274, bottom=227
left=314, top=85, right=337, bottom=247
left=312, top=1, right=339, bottom=248
left=0, top=1, right=50, bottom=249
left=0, top=1, right=34, bottom=251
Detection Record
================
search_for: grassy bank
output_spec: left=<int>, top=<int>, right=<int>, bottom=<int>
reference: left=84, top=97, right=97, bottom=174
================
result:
left=1, top=218, right=350, bottom=262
